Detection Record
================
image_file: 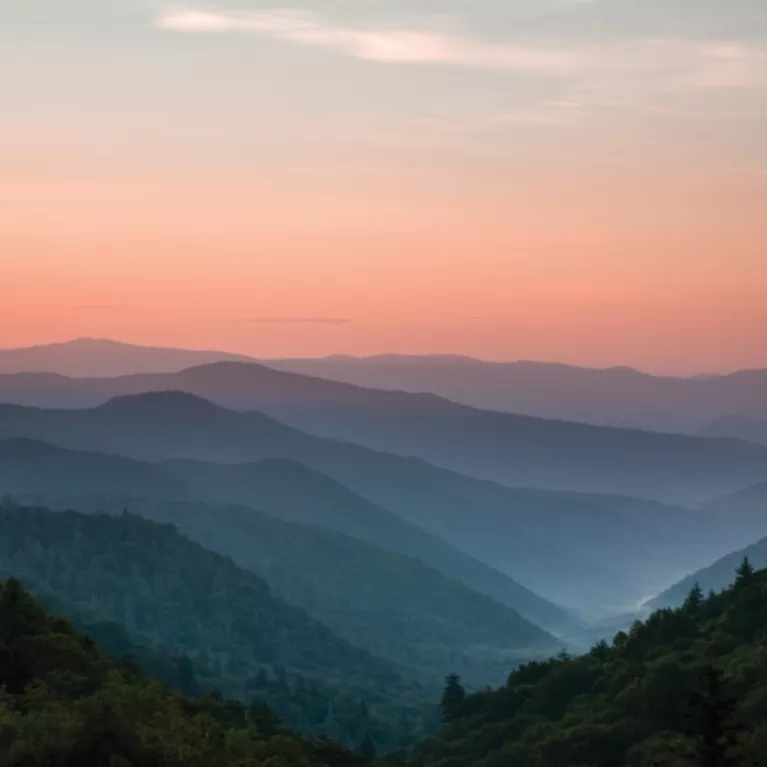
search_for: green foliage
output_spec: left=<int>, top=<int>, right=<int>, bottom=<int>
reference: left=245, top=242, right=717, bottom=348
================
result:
left=0, top=578, right=376, bottom=766
left=735, top=557, right=756, bottom=588
left=439, top=675, right=466, bottom=725
left=42, top=494, right=557, bottom=686
left=0, top=505, right=435, bottom=751
left=403, top=563, right=767, bottom=767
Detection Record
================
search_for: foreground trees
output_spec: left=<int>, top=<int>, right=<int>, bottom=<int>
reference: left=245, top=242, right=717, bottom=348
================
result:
left=0, top=579, right=372, bottom=766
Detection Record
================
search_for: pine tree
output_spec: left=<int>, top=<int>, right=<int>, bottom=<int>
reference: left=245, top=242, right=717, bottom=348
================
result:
left=681, top=665, right=745, bottom=767
left=440, top=673, right=466, bottom=725
left=735, top=557, right=755, bottom=588
left=684, top=583, right=704, bottom=614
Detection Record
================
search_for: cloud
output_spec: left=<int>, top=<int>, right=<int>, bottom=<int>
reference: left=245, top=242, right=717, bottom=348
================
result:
left=158, top=8, right=767, bottom=92
left=158, top=9, right=588, bottom=74
left=243, top=317, right=352, bottom=324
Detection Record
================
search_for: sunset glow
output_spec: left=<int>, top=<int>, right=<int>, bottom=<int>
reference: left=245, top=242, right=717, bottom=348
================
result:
left=3, top=0, right=766, bottom=373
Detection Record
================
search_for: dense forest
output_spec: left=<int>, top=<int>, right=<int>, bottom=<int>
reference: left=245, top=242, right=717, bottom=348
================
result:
left=9, top=490, right=558, bottom=685
left=0, top=578, right=375, bottom=766
left=0, top=504, right=436, bottom=752
left=403, top=559, right=767, bottom=767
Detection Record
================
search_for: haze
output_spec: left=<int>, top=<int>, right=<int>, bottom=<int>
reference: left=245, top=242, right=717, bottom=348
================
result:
left=2, top=0, right=766, bottom=373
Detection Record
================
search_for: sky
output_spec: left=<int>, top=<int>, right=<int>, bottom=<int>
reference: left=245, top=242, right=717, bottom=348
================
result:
left=2, top=0, right=766, bottom=374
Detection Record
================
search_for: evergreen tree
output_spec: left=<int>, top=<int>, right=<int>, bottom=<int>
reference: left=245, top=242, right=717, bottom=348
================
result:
left=684, top=583, right=704, bottom=614
left=735, top=557, right=755, bottom=588
left=440, top=673, right=466, bottom=725
left=660, top=665, right=747, bottom=767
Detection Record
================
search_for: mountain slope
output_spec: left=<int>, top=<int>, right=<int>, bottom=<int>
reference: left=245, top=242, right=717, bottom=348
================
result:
left=0, top=437, right=573, bottom=635
left=0, top=437, right=185, bottom=498
left=0, top=395, right=752, bottom=613
left=647, top=537, right=767, bottom=610
left=268, top=355, right=767, bottom=432
left=0, top=337, right=252, bottom=376
left=700, top=415, right=767, bottom=445
left=36, top=495, right=561, bottom=684
left=3, top=364, right=767, bottom=504
left=403, top=564, right=767, bottom=767
left=7, top=338, right=767, bottom=432
left=0, top=577, right=374, bottom=766
left=0, top=504, right=430, bottom=747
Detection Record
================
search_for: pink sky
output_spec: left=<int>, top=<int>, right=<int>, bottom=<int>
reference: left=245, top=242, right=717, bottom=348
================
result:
left=2, top=1, right=766, bottom=374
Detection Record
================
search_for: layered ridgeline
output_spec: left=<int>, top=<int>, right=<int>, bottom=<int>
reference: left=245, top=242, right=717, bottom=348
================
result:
left=638, top=483, right=767, bottom=611
left=6, top=338, right=767, bottom=434
left=8, top=491, right=561, bottom=684
left=0, top=395, right=757, bottom=614
left=0, top=337, right=252, bottom=376
left=0, top=439, right=572, bottom=662
left=402, top=563, right=767, bottom=767
left=266, top=355, right=767, bottom=433
left=0, top=578, right=375, bottom=766
left=3, top=363, right=767, bottom=505
left=700, top=415, right=767, bottom=446
left=0, top=505, right=431, bottom=750
left=649, top=544, right=767, bottom=610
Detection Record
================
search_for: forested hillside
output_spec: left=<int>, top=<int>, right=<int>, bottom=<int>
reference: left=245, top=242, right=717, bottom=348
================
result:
left=403, top=562, right=767, bottom=767
left=649, top=541, right=767, bottom=610
left=0, top=435, right=578, bottom=633
left=0, top=505, right=435, bottom=750
left=0, top=578, right=374, bottom=766
left=9, top=493, right=559, bottom=684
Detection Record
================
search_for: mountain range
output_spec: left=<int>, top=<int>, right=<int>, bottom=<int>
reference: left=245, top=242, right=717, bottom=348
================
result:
left=0, top=439, right=570, bottom=671
left=268, top=354, right=767, bottom=433
left=0, top=338, right=250, bottom=376
left=700, top=415, right=767, bottom=445
left=0, top=504, right=427, bottom=747
left=643, top=481, right=767, bottom=610
left=0, top=393, right=762, bottom=616
left=3, top=361, right=767, bottom=506
left=647, top=536, right=767, bottom=611
left=5, top=339, right=767, bottom=434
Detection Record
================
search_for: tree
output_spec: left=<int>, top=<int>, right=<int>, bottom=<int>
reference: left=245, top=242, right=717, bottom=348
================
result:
left=684, top=583, right=704, bottom=614
left=735, top=557, right=755, bottom=588
left=660, top=664, right=747, bottom=767
left=440, top=673, right=466, bottom=725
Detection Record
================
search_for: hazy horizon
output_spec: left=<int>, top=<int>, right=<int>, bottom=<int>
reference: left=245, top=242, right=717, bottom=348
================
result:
left=0, top=335, right=763, bottom=378
left=3, top=1, right=766, bottom=375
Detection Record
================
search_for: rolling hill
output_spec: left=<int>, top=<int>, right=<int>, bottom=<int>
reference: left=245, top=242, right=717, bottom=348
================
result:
left=402, top=560, right=767, bottom=767
left=0, top=504, right=425, bottom=746
left=7, top=339, right=767, bottom=434
left=647, top=537, right=767, bottom=610
left=700, top=415, right=767, bottom=446
left=0, top=337, right=251, bottom=377
left=0, top=438, right=568, bottom=674
left=3, top=363, right=767, bottom=505
left=0, top=396, right=756, bottom=615
left=267, top=354, right=767, bottom=433
left=0, top=577, right=376, bottom=766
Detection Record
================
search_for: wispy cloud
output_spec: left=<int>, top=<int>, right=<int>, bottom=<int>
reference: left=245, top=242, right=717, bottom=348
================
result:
left=158, top=8, right=767, bottom=92
left=158, top=9, right=588, bottom=74
left=243, top=317, right=352, bottom=325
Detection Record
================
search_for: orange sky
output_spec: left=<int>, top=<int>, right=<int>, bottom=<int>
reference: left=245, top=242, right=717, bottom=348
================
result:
left=2, top=1, right=766, bottom=373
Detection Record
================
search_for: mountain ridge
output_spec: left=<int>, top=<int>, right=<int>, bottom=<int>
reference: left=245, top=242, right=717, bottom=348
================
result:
left=0, top=394, right=759, bottom=614
left=3, top=366, right=767, bottom=505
